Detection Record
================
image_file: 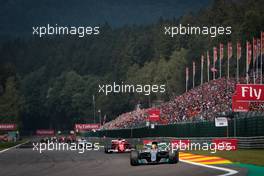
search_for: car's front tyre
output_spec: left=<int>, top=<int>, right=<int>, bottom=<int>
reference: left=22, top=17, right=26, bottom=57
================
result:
left=104, top=146, right=110, bottom=153
left=130, top=151, right=139, bottom=166
left=168, top=150, right=179, bottom=164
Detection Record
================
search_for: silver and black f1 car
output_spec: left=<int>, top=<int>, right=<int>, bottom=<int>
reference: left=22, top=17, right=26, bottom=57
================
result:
left=105, top=138, right=133, bottom=153
left=130, top=141, right=179, bottom=166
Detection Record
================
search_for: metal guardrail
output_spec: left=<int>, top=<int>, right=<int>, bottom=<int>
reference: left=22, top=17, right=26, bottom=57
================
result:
left=95, top=136, right=264, bottom=149
left=236, top=136, right=264, bottom=149
left=150, top=136, right=264, bottom=149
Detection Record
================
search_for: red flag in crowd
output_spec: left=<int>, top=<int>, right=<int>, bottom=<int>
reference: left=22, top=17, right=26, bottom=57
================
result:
left=192, top=61, right=195, bottom=88
left=207, top=51, right=210, bottom=82
left=237, top=42, right=241, bottom=60
left=207, top=51, right=210, bottom=67
left=228, top=42, right=232, bottom=59
left=257, top=38, right=261, bottom=57
left=213, top=47, right=218, bottom=64
left=247, top=41, right=252, bottom=67
left=103, top=114, right=107, bottom=125
left=261, top=32, right=264, bottom=54
left=227, top=42, right=232, bottom=79
left=186, top=67, right=189, bottom=92
left=236, top=41, right=241, bottom=82
left=211, top=67, right=217, bottom=72
left=261, top=31, right=264, bottom=84
left=201, top=55, right=204, bottom=85
left=193, top=61, right=196, bottom=76
left=186, top=67, right=189, bottom=81
left=253, top=38, right=257, bottom=63
left=220, top=43, right=224, bottom=60
left=219, top=43, right=224, bottom=78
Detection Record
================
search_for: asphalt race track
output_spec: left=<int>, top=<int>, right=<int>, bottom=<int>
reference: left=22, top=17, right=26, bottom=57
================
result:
left=0, top=143, right=247, bottom=176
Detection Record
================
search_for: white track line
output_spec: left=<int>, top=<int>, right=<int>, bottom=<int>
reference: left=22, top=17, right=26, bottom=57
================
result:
left=0, top=141, right=29, bottom=154
left=180, top=159, right=238, bottom=176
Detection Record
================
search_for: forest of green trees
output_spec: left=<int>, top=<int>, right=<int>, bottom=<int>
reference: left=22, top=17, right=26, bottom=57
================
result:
left=0, top=0, right=263, bottom=130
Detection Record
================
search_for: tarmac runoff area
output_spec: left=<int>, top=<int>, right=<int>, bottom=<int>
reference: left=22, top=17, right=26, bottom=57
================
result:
left=0, top=142, right=249, bottom=176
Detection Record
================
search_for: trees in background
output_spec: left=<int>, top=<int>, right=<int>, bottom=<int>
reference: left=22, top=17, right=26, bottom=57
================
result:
left=0, top=64, right=24, bottom=127
left=0, top=0, right=263, bottom=130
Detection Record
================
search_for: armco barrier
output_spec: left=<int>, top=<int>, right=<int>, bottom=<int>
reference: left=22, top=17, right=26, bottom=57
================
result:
left=85, top=116, right=264, bottom=138
left=156, top=136, right=264, bottom=149
left=86, top=136, right=264, bottom=149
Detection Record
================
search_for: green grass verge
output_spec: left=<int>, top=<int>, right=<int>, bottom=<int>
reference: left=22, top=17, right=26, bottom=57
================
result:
left=186, top=149, right=264, bottom=166
left=0, top=140, right=26, bottom=150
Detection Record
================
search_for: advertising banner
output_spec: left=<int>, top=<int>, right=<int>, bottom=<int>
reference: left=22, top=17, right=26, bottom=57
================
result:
left=147, top=108, right=160, bottom=122
left=235, top=84, right=264, bottom=102
left=0, top=124, right=17, bottom=131
left=232, top=95, right=249, bottom=112
left=212, top=138, right=238, bottom=151
left=75, top=124, right=100, bottom=131
left=215, top=117, right=228, bottom=127
left=36, top=129, right=55, bottom=135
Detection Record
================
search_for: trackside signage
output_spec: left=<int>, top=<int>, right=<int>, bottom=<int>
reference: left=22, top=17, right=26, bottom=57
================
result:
left=235, top=84, right=264, bottom=102
left=232, top=95, right=249, bottom=112
left=147, top=108, right=160, bottom=122
left=215, top=117, right=228, bottom=127
left=75, top=124, right=100, bottom=131
left=0, top=124, right=17, bottom=130
left=212, top=138, right=238, bottom=151
left=36, top=129, right=55, bottom=135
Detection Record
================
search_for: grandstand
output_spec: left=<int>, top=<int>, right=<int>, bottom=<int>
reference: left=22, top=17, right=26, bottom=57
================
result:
left=103, top=76, right=264, bottom=130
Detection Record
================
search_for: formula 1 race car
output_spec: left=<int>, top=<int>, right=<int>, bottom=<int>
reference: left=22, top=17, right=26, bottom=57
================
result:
left=130, top=141, right=179, bottom=166
left=104, top=138, right=133, bottom=153
left=39, top=136, right=58, bottom=143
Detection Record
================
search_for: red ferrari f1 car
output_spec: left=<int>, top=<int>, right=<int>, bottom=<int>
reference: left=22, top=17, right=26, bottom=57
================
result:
left=104, top=138, right=133, bottom=153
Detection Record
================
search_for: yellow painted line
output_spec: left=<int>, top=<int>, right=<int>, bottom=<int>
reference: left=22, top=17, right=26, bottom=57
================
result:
left=187, top=157, right=222, bottom=162
left=200, top=160, right=232, bottom=165
left=179, top=153, right=193, bottom=157
left=180, top=155, right=205, bottom=159
left=180, top=152, right=232, bottom=165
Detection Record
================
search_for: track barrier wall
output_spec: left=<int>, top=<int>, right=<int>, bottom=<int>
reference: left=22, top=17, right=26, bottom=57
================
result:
left=85, top=116, right=264, bottom=138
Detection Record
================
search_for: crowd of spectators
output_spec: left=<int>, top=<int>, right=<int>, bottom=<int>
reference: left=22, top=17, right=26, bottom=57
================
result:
left=103, top=109, right=146, bottom=129
left=160, top=78, right=235, bottom=124
left=103, top=76, right=263, bottom=130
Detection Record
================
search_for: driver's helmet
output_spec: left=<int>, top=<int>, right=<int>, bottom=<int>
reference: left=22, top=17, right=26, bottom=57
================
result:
left=151, top=141, right=158, bottom=149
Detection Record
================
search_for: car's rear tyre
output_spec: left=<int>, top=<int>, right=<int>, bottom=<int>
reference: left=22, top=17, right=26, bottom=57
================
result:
left=130, top=151, right=139, bottom=166
left=104, top=146, right=109, bottom=153
left=168, top=150, right=179, bottom=164
left=130, top=144, right=136, bottom=150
